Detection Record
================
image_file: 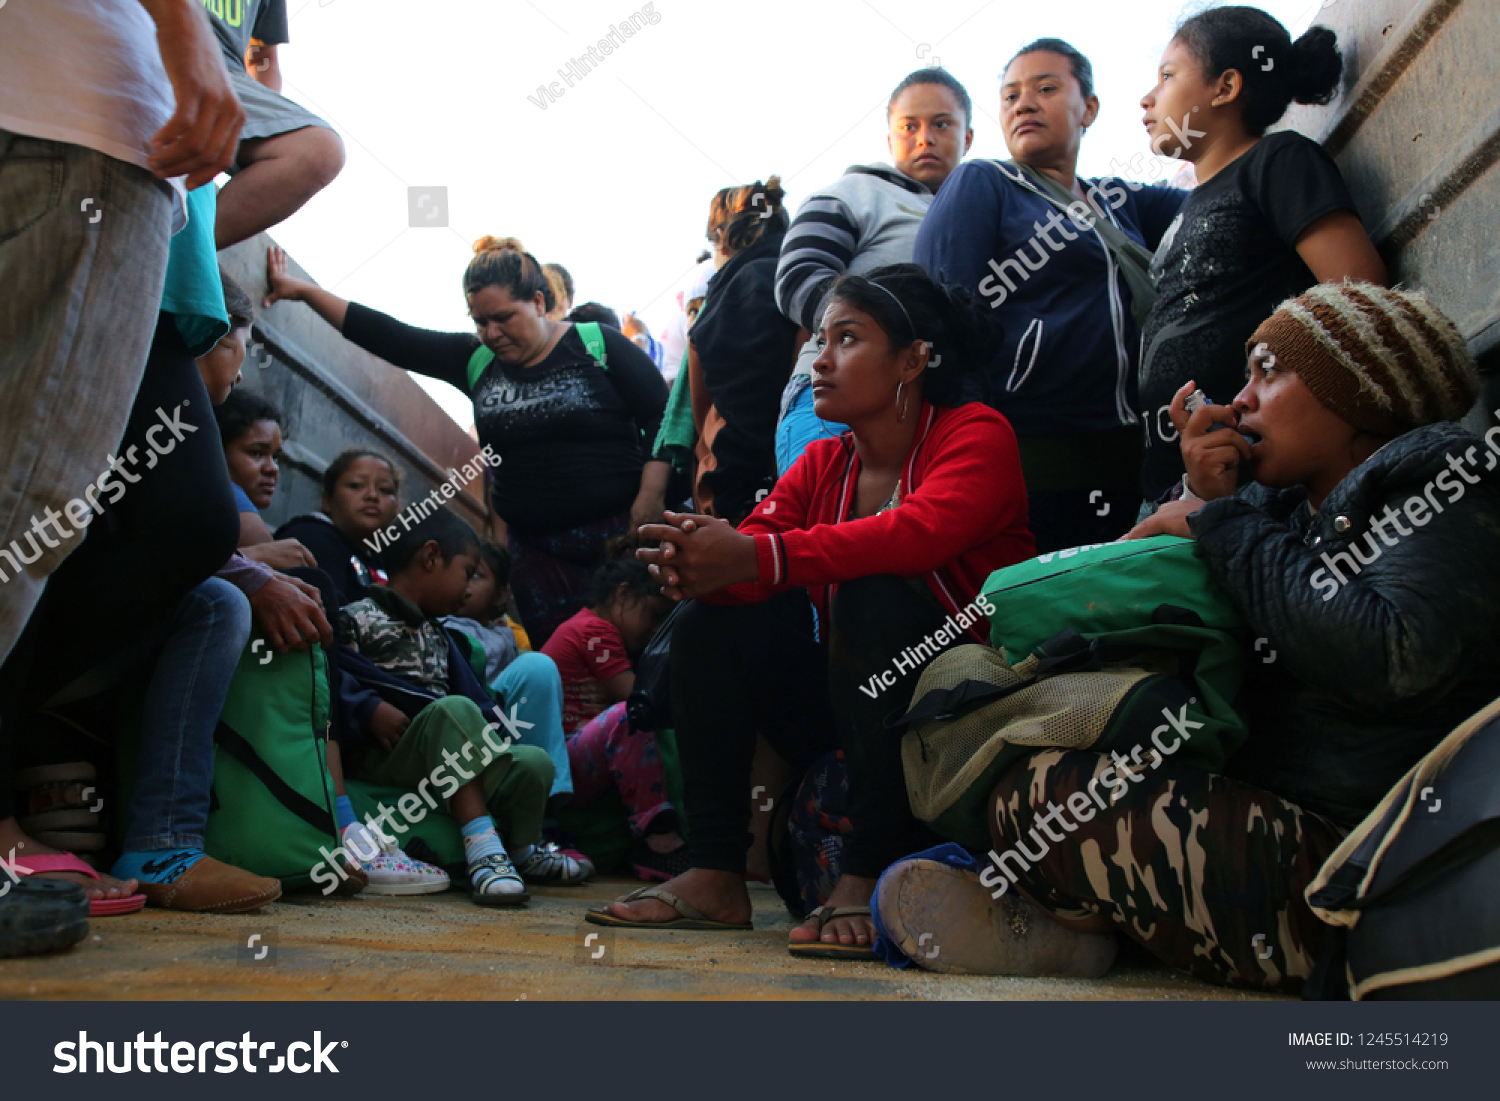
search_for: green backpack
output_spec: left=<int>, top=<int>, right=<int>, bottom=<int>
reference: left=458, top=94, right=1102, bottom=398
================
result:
left=898, top=536, right=1251, bottom=850
left=203, top=632, right=340, bottom=889
left=465, top=320, right=607, bottom=392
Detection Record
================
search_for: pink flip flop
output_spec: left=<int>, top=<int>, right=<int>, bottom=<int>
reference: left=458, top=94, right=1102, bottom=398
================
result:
left=16, top=853, right=147, bottom=916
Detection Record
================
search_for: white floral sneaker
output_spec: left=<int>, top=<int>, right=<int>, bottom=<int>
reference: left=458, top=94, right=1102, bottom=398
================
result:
left=342, top=821, right=450, bottom=896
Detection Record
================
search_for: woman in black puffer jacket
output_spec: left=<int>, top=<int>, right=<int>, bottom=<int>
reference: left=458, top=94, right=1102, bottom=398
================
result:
left=683, top=177, right=802, bottom=525
left=880, top=283, right=1500, bottom=993
left=1147, top=283, right=1500, bottom=833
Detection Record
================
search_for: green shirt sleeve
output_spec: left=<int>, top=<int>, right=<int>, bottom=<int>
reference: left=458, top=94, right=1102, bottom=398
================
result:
left=651, top=351, right=696, bottom=472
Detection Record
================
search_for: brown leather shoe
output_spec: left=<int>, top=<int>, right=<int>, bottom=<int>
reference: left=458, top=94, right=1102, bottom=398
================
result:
left=333, top=861, right=369, bottom=897
left=138, top=856, right=282, bottom=913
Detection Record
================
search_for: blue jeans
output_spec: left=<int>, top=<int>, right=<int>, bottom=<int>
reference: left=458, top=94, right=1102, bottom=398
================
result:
left=123, top=577, right=252, bottom=851
left=490, top=652, right=573, bottom=800
left=775, top=375, right=849, bottom=477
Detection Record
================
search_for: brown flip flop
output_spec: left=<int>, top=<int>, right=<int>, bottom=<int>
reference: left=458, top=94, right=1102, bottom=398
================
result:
left=585, top=885, right=753, bottom=930
left=787, top=904, right=878, bottom=960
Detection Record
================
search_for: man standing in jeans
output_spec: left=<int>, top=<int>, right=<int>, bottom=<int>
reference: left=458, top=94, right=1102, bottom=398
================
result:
left=0, top=0, right=242, bottom=666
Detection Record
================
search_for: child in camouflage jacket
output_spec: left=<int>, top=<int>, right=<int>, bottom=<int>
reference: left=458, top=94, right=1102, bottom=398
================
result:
left=338, top=507, right=589, bottom=906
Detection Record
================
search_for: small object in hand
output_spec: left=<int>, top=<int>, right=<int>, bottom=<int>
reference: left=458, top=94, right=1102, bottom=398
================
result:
left=1185, top=388, right=1256, bottom=446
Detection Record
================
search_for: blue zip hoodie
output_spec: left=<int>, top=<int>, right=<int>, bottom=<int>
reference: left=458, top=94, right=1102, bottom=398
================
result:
left=915, top=160, right=1185, bottom=437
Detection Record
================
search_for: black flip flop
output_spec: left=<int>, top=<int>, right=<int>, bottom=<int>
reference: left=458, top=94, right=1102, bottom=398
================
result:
left=788, top=904, right=878, bottom=960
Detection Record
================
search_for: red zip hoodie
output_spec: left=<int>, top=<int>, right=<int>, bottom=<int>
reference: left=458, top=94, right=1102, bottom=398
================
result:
left=701, top=401, right=1034, bottom=641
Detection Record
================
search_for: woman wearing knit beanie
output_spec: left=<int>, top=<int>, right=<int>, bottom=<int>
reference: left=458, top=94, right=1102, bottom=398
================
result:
left=963, top=283, right=1500, bottom=992
left=1154, top=281, right=1484, bottom=515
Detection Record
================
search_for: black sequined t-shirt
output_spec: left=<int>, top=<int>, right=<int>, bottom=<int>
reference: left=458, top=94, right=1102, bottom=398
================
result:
left=342, top=303, right=667, bottom=534
left=1138, top=132, right=1357, bottom=499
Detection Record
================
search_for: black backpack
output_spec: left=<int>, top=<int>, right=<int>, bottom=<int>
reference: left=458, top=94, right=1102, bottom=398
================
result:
left=1304, top=695, right=1500, bottom=999
left=625, top=599, right=692, bottom=734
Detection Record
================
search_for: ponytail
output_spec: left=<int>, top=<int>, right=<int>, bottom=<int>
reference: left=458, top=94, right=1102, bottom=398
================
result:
left=706, top=176, right=788, bottom=254
left=1174, top=5, right=1342, bottom=135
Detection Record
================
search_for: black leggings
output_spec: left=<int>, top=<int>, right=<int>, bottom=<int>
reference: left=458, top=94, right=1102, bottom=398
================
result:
left=0, top=314, right=238, bottom=816
left=671, top=575, right=953, bottom=879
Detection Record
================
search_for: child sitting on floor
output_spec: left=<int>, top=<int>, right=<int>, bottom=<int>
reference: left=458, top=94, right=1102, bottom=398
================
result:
left=211, top=383, right=448, bottom=896
left=443, top=543, right=584, bottom=856
left=339, top=507, right=589, bottom=906
left=542, top=559, right=686, bottom=880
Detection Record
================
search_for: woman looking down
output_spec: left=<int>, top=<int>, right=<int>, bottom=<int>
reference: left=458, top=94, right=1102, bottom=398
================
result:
left=264, top=237, right=669, bottom=646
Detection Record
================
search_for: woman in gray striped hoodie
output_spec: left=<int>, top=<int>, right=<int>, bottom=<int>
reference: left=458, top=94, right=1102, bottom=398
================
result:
left=773, top=68, right=974, bottom=476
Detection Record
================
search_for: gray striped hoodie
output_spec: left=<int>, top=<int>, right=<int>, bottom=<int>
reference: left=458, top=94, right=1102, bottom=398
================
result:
left=774, top=163, right=934, bottom=380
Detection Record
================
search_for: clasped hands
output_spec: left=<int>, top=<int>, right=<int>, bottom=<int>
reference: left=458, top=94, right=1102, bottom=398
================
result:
left=635, top=511, right=760, bottom=600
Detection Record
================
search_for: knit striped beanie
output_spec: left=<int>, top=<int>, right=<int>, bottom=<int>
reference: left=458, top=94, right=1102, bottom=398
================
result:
left=1247, top=282, right=1480, bottom=436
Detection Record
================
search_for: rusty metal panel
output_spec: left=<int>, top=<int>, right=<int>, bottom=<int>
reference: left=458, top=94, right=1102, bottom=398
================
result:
left=216, top=237, right=487, bottom=533
left=1281, top=0, right=1500, bottom=379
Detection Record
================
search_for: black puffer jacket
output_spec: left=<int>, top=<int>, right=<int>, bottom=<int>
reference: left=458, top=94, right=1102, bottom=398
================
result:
left=692, top=228, right=800, bottom=522
left=1191, top=422, right=1500, bottom=828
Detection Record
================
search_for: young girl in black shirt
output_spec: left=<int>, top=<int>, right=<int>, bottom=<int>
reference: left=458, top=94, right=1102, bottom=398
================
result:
left=1135, top=5, right=1387, bottom=503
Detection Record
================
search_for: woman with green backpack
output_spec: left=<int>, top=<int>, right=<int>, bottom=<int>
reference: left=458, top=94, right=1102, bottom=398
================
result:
left=263, top=238, right=669, bottom=647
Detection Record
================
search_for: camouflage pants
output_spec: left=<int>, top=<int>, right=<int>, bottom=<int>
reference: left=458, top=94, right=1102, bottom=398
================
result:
left=988, top=749, right=1348, bottom=992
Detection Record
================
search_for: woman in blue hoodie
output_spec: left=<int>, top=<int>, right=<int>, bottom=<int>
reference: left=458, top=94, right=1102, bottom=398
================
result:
left=916, top=39, right=1186, bottom=552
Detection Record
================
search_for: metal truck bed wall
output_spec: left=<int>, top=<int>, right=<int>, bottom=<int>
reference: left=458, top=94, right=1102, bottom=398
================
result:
left=216, top=239, right=487, bottom=534
left=1281, top=0, right=1500, bottom=425
left=222, top=0, right=1497, bottom=526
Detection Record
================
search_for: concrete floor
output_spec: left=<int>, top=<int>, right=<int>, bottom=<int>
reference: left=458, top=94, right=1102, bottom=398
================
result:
left=0, top=878, right=1281, bottom=1001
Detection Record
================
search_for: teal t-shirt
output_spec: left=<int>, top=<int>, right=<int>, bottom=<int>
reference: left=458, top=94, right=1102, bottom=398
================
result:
left=160, top=184, right=229, bottom=357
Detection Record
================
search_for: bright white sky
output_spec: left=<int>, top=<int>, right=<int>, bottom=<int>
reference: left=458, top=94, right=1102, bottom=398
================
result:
left=265, top=0, right=1327, bottom=429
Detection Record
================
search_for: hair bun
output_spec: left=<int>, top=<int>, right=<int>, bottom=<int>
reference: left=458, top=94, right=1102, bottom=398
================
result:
left=473, top=235, right=527, bottom=256
left=1289, top=25, right=1342, bottom=105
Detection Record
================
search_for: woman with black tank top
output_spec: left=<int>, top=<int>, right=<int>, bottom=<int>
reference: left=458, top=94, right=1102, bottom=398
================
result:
left=263, top=238, right=669, bottom=647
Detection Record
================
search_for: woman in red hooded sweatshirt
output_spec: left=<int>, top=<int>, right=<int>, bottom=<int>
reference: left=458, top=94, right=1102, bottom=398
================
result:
left=589, top=263, right=1035, bottom=958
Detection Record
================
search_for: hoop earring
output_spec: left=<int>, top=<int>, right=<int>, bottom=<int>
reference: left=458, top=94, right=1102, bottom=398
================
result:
left=896, top=379, right=910, bottom=423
